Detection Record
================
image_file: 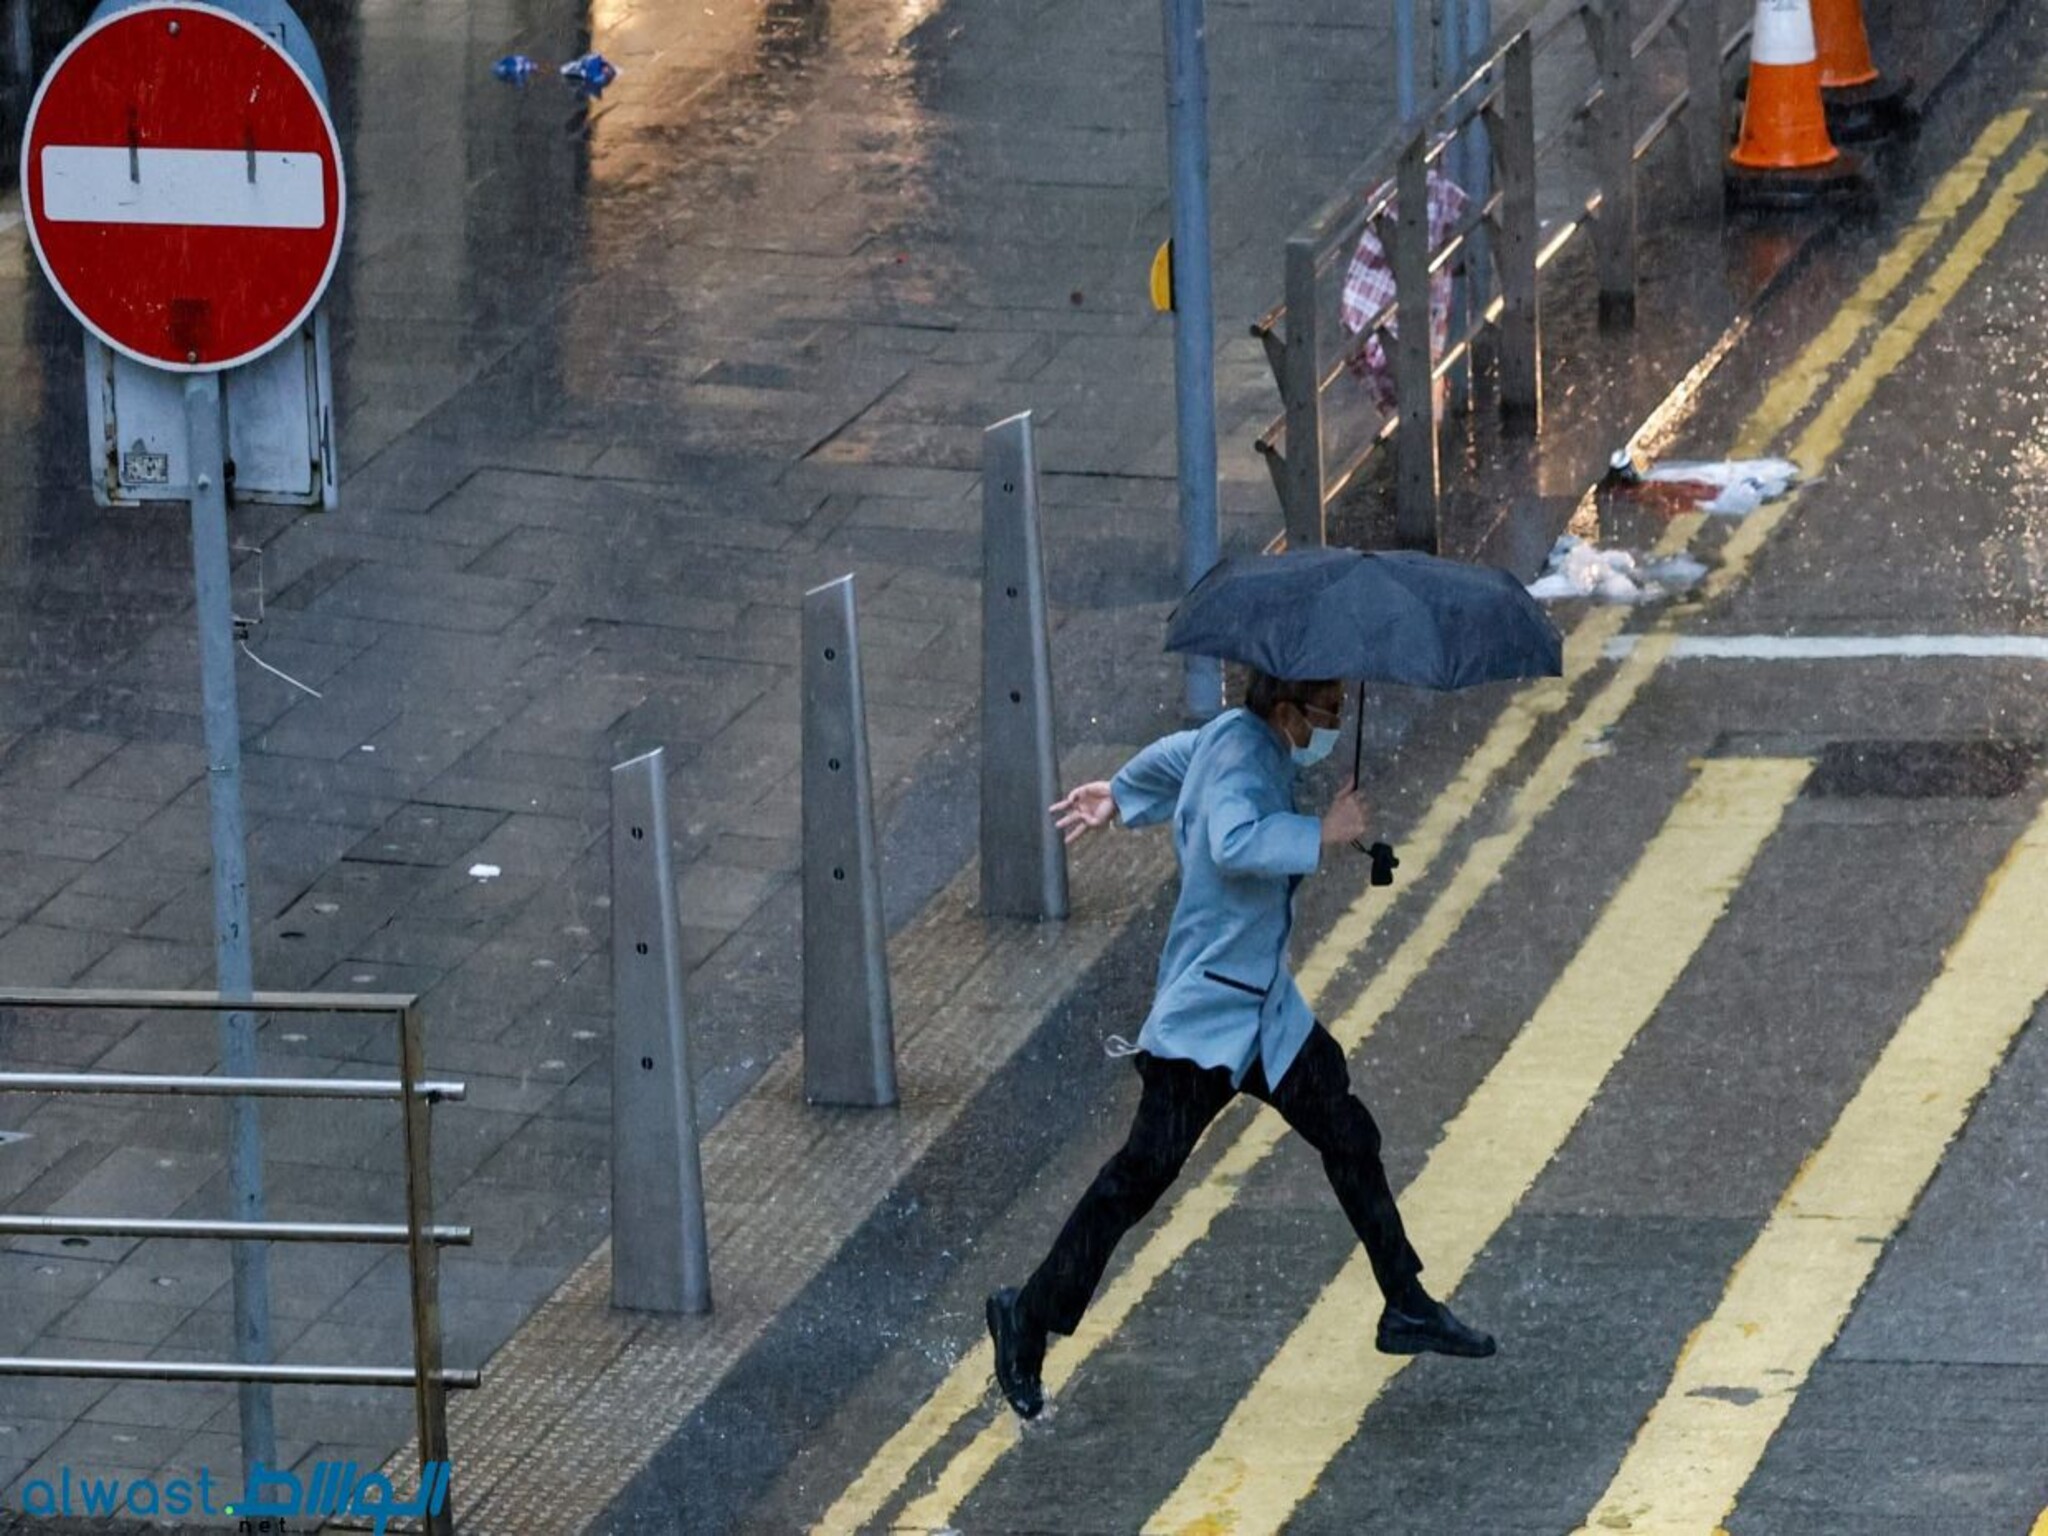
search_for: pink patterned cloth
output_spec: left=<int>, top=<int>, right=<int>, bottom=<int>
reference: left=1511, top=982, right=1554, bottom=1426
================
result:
left=1339, top=170, right=1470, bottom=413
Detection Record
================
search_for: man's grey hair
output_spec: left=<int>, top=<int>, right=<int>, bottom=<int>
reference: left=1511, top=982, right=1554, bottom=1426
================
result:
left=1242, top=671, right=1341, bottom=720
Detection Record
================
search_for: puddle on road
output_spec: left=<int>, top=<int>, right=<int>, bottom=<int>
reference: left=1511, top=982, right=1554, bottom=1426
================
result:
left=1805, top=740, right=2042, bottom=799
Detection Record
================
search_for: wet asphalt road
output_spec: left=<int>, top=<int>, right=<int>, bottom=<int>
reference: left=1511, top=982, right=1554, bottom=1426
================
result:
left=5, top=0, right=1418, bottom=1502
left=1, top=0, right=2047, bottom=1530
left=611, top=18, right=2048, bottom=1536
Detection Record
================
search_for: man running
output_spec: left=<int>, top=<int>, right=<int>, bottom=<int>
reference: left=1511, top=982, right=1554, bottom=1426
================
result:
left=985, top=672, right=1494, bottom=1420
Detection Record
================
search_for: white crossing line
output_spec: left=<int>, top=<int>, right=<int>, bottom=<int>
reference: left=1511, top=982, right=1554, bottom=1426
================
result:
left=1607, top=633, right=2048, bottom=662
left=38, top=146, right=326, bottom=229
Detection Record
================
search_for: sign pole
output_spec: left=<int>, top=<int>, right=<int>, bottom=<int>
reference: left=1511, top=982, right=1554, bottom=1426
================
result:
left=22, top=3, right=346, bottom=1482
left=1163, top=0, right=1222, bottom=721
left=184, top=372, right=275, bottom=1475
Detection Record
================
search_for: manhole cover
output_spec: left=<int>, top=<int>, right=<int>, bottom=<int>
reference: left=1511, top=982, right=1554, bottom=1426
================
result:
left=1806, top=740, right=2040, bottom=799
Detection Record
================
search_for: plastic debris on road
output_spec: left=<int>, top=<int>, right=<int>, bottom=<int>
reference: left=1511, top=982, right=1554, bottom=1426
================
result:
left=492, top=53, right=542, bottom=84
left=1527, top=536, right=1707, bottom=604
left=1601, top=452, right=1800, bottom=516
left=468, top=863, right=503, bottom=880
left=560, top=52, right=620, bottom=93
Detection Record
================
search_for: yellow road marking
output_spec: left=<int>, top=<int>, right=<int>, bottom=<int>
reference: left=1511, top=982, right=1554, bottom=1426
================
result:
left=1291, top=607, right=1628, bottom=999
left=1786, top=140, right=2048, bottom=473
left=1141, top=129, right=2048, bottom=1536
left=1731, top=107, right=2032, bottom=458
left=2032, top=1502, right=2048, bottom=1536
left=1578, top=790, right=2048, bottom=1536
left=881, top=632, right=1676, bottom=1532
left=817, top=602, right=1632, bottom=1536
left=816, top=99, right=2047, bottom=1536
left=1701, top=140, right=2048, bottom=620
left=1151, top=758, right=1810, bottom=1536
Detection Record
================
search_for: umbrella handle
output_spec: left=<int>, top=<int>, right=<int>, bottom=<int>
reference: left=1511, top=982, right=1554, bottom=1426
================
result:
left=1350, top=838, right=1399, bottom=885
left=1348, top=686, right=1391, bottom=881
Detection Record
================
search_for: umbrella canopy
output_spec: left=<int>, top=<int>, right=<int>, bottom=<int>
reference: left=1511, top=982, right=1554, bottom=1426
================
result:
left=1165, top=547, right=1562, bottom=690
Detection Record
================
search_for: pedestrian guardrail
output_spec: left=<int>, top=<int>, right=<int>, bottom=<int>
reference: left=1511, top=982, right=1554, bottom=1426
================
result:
left=1252, top=0, right=1754, bottom=551
left=0, top=987, right=476, bottom=1536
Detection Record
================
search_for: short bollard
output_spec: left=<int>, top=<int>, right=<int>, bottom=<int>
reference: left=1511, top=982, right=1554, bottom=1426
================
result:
left=980, top=412, right=1068, bottom=921
left=802, top=575, right=898, bottom=1107
left=610, top=748, right=711, bottom=1314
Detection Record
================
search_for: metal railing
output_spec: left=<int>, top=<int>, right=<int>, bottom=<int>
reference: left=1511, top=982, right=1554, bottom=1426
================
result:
left=0, top=988, right=477, bottom=1535
left=1252, top=0, right=1754, bottom=550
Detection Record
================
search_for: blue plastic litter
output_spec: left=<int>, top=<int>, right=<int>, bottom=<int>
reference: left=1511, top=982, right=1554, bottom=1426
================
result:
left=560, top=52, right=619, bottom=93
left=492, top=53, right=542, bottom=83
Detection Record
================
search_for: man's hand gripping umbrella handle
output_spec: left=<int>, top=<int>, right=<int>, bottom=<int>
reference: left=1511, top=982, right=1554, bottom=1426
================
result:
left=1347, top=683, right=1398, bottom=885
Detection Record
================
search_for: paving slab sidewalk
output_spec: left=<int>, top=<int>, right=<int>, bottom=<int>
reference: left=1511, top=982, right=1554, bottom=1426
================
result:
left=0, top=0, right=2023, bottom=1525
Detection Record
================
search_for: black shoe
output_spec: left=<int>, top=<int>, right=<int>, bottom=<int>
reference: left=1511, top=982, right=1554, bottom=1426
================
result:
left=986, top=1287, right=1047, bottom=1419
left=1376, top=1294, right=1497, bottom=1358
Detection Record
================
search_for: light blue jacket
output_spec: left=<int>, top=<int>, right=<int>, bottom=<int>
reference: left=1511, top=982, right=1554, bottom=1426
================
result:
left=1111, top=708, right=1324, bottom=1088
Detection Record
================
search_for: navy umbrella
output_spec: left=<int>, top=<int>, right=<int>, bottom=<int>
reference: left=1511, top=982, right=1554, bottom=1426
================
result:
left=1167, top=548, right=1563, bottom=822
left=1165, top=547, right=1562, bottom=690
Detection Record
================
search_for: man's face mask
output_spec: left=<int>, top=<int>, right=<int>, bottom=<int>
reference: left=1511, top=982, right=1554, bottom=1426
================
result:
left=1291, top=725, right=1340, bottom=768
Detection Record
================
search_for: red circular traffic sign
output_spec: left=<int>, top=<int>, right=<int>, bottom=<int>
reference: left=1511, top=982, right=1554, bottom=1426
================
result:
left=21, top=2, right=345, bottom=372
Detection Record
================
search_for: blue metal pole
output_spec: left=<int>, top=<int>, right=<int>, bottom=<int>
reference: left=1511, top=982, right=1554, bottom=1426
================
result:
left=1437, top=0, right=1461, bottom=101
left=1163, top=0, right=1222, bottom=720
left=1396, top=0, right=1419, bottom=119
left=185, top=373, right=276, bottom=1477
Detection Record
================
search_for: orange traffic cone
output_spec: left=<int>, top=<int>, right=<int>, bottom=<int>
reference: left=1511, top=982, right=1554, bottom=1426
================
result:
left=1727, top=0, right=1867, bottom=210
left=1812, top=0, right=1915, bottom=142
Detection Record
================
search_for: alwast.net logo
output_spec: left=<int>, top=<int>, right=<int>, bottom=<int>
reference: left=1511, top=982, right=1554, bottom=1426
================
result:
left=13, top=1457, right=450, bottom=1532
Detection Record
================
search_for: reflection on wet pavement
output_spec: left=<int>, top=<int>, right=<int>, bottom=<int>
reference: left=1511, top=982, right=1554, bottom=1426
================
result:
left=1, top=0, right=2039, bottom=1519
left=0, top=0, right=1409, bottom=1490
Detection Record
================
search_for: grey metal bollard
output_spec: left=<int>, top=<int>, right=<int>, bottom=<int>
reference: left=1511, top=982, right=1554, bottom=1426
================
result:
left=610, top=748, right=711, bottom=1314
left=802, top=576, right=898, bottom=1107
left=980, top=413, right=1069, bottom=922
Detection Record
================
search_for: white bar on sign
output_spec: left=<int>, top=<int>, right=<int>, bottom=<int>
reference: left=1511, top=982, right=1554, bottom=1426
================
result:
left=40, top=146, right=325, bottom=229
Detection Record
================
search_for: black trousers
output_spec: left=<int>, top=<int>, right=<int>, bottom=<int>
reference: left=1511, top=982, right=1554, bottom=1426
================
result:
left=1018, top=1023, right=1425, bottom=1338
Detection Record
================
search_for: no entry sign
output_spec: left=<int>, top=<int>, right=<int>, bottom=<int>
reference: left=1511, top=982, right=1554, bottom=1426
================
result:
left=21, top=1, right=345, bottom=372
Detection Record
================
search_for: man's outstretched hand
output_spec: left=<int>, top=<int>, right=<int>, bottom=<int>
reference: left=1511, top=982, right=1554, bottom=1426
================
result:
left=1051, top=781, right=1117, bottom=844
